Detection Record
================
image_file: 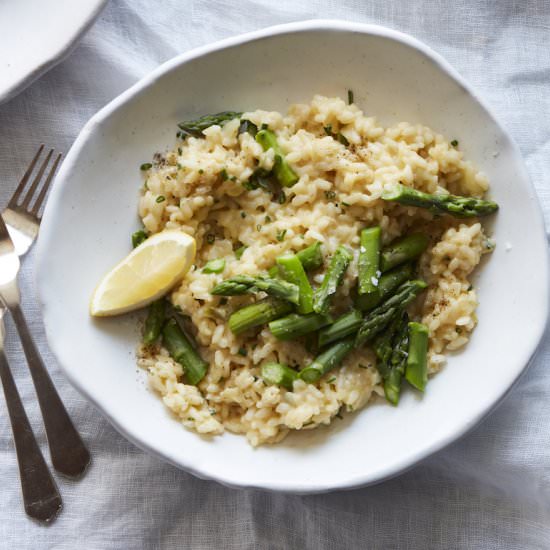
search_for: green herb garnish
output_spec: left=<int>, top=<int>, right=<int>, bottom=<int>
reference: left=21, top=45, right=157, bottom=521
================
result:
left=140, top=163, right=152, bottom=171
left=131, top=229, right=148, bottom=248
left=238, top=119, right=258, bottom=137
left=235, top=245, right=247, bottom=260
left=276, top=229, right=287, bottom=242
left=156, top=195, right=166, bottom=203
left=337, top=133, right=349, bottom=146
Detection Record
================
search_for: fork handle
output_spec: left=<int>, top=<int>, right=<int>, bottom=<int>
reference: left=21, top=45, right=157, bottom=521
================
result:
left=11, top=304, right=91, bottom=478
left=0, top=349, right=62, bottom=523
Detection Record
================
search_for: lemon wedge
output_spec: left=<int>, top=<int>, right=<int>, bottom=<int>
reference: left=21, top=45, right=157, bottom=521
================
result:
left=90, top=230, right=196, bottom=316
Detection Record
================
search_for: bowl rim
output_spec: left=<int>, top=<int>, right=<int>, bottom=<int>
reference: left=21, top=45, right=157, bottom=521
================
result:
left=36, top=19, right=550, bottom=494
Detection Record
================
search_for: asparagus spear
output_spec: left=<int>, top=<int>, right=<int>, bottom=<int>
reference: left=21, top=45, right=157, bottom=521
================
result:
left=355, top=280, right=427, bottom=347
left=300, top=337, right=355, bottom=383
left=177, top=111, right=242, bottom=138
left=318, top=309, right=363, bottom=347
left=261, top=363, right=299, bottom=390
left=313, top=246, right=353, bottom=314
left=276, top=253, right=313, bottom=313
left=162, top=318, right=208, bottom=385
left=405, top=322, right=429, bottom=391
left=238, top=119, right=258, bottom=137
left=373, top=313, right=409, bottom=405
left=202, top=258, right=226, bottom=274
left=380, top=233, right=429, bottom=272
left=356, top=263, right=414, bottom=311
left=143, top=299, right=166, bottom=344
left=269, top=312, right=333, bottom=341
left=372, top=314, right=402, bottom=375
left=384, top=314, right=410, bottom=405
left=255, top=129, right=299, bottom=187
left=228, top=299, right=293, bottom=335
left=211, top=275, right=300, bottom=305
left=241, top=276, right=300, bottom=305
left=267, top=241, right=323, bottom=281
left=296, top=242, right=323, bottom=271
left=382, top=183, right=499, bottom=218
left=358, top=227, right=381, bottom=301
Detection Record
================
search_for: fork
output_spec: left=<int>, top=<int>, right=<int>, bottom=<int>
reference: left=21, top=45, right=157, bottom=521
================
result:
left=1, top=146, right=90, bottom=480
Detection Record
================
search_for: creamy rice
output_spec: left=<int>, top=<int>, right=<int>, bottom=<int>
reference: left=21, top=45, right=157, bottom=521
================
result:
left=136, top=95, right=493, bottom=446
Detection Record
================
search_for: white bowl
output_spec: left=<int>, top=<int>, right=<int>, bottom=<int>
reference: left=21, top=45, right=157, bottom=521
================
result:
left=0, top=0, right=107, bottom=104
left=36, top=20, right=549, bottom=493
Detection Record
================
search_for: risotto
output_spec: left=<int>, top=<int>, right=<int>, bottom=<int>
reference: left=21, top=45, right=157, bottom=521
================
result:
left=135, top=95, right=496, bottom=446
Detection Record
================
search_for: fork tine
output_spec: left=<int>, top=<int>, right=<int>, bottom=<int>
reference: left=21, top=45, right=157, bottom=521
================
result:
left=20, top=149, right=53, bottom=210
left=32, top=153, right=61, bottom=218
left=8, top=145, right=45, bottom=208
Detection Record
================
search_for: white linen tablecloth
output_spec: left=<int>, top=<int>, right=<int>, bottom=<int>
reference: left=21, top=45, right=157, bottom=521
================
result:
left=1, top=1, right=550, bottom=548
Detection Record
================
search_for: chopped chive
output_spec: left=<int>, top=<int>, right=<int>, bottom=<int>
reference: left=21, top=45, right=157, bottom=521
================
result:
left=323, top=124, right=332, bottom=136
left=276, top=229, right=287, bottom=242
left=203, top=258, right=226, bottom=274
left=235, top=245, right=247, bottom=259
left=198, top=168, right=204, bottom=174
left=220, top=169, right=228, bottom=180
left=265, top=215, right=272, bottom=223
left=328, top=376, right=336, bottom=383
left=451, top=139, right=459, bottom=147
left=206, top=234, right=215, bottom=244
left=256, top=224, right=262, bottom=232
left=140, top=163, right=152, bottom=171
left=156, top=195, right=166, bottom=203
left=177, top=147, right=183, bottom=155
left=347, top=90, right=354, bottom=104
left=237, top=347, right=247, bottom=357
left=324, top=190, right=336, bottom=200
left=240, top=211, right=246, bottom=218
left=246, top=167, right=273, bottom=192
left=337, top=133, right=349, bottom=146
left=342, top=201, right=351, bottom=207
left=261, top=123, right=269, bottom=130
left=277, top=191, right=286, bottom=204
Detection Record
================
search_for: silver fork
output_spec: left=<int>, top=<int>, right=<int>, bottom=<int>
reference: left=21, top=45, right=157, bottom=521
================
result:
left=1, top=146, right=90, bottom=481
